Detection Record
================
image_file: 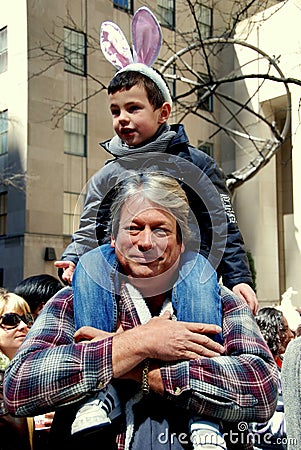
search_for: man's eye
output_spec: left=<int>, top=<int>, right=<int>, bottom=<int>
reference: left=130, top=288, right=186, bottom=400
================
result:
left=126, top=226, right=140, bottom=234
left=153, top=228, right=167, bottom=238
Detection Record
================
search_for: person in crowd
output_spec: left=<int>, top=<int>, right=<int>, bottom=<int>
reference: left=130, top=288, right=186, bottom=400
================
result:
left=54, top=6, right=258, bottom=314
left=249, top=307, right=294, bottom=450
left=4, top=174, right=278, bottom=450
left=0, top=288, right=9, bottom=370
left=14, top=274, right=63, bottom=319
left=14, top=275, right=61, bottom=448
left=70, top=172, right=224, bottom=447
left=0, top=291, right=34, bottom=450
left=281, top=335, right=301, bottom=450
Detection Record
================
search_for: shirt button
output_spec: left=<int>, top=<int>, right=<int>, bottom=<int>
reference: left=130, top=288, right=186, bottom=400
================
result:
left=174, top=387, right=181, bottom=395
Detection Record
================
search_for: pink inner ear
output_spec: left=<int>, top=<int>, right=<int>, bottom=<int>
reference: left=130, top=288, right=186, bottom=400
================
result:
left=132, top=7, right=162, bottom=66
left=100, top=21, right=133, bottom=70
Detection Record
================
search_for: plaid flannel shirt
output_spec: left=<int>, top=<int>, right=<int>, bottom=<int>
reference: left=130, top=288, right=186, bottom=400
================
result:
left=4, top=285, right=278, bottom=449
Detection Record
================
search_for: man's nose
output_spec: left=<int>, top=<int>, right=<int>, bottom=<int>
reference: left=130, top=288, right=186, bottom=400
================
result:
left=138, top=229, right=153, bottom=251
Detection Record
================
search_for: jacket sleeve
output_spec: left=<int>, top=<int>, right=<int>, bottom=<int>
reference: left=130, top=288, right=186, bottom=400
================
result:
left=189, top=147, right=253, bottom=289
left=60, top=165, right=115, bottom=266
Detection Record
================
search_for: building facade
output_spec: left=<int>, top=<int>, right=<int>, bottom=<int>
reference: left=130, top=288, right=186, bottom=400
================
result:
left=0, top=0, right=299, bottom=307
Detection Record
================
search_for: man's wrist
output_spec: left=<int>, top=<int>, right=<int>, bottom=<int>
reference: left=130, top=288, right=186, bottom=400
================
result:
left=141, top=359, right=150, bottom=395
left=148, top=363, right=164, bottom=395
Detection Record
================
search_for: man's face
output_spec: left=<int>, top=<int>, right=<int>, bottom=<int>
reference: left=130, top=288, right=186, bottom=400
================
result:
left=109, top=85, right=169, bottom=147
left=111, top=196, right=184, bottom=291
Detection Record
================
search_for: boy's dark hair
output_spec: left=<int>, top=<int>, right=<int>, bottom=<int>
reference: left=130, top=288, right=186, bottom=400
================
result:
left=108, top=70, right=168, bottom=110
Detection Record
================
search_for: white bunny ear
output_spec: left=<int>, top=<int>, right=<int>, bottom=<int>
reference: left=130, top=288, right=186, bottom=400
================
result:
left=131, top=7, right=162, bottom=66
left=100, top=21, right=133, bottom=70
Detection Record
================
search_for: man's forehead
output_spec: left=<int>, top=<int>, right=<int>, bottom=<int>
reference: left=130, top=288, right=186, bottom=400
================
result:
left=120, top=197, right=174, bottom=222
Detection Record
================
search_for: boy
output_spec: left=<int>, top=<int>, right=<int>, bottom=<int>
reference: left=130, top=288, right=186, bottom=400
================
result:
left=56, top=69, right=256, bottom=310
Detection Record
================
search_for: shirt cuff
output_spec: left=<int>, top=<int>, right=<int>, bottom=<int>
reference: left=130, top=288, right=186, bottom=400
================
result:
left=160, top=361, right=191, bottom=398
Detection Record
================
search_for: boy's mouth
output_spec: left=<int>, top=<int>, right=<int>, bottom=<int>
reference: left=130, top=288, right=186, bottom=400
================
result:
left=121, top=128, right=135, bottom=136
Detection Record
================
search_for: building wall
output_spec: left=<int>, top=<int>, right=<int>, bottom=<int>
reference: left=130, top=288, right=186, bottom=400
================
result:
left=0, top=1, right=28, bottom=288
left=1, top=0, right=299, bottom=303
left=235, top=0, right=301, bottom=306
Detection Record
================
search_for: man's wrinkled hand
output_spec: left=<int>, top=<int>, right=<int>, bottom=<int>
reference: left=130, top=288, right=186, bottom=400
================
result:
left=125, top=311, right=225, bottom=361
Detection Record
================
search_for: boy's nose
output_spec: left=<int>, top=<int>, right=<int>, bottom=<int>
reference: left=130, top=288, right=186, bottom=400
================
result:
left=119, top=110, right=129, bottom=124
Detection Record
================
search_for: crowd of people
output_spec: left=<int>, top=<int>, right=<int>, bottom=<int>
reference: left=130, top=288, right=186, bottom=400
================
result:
left=1, top=7, right=300, bottom=450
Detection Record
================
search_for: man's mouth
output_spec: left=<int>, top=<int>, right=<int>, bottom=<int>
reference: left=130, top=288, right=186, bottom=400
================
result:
left=128, top=253, right=160, bottom=264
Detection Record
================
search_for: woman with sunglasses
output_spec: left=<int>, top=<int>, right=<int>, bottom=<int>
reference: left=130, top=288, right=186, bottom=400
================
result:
left=0, top=290, right=34, bottom=450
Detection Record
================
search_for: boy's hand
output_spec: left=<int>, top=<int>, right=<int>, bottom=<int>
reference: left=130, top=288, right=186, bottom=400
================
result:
left=54, top=260, right=75, bottom=284
left=232, top=283, right=258, bottom=314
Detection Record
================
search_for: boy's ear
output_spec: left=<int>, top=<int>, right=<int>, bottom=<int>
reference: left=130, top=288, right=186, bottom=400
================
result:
left=158, top=102, right=171, bottom=123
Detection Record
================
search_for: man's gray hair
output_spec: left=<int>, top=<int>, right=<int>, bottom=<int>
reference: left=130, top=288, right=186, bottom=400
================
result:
left=108, top=172, right=193, bottom=244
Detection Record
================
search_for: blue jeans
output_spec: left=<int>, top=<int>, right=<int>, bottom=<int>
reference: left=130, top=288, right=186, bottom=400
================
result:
left=72, top=244, right=222, bottom=343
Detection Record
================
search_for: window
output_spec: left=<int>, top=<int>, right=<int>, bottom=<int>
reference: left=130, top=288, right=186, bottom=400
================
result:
left=0, top=110, right=8, bottom=155
left=0, top=192, right=7, bottom=236
left=0, top=27, right=7, bottom=74
left=113, top=0, right=133, bottom=13
left=199, top=142, right=214, bottom=158
left=197, top=74, right=213, bottom=112
left=157, top=0, right=175, bottom=29
left=63, top=192, right=85, bottom=235
left=196, top=4, right=212, bottom=38
left=64, top=28, right=86, bottom=75
left=64, top=111, right=86, bottom=156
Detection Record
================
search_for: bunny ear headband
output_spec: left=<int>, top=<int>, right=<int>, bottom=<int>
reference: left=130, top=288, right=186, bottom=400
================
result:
left=100, top=6, right=172, bottom=104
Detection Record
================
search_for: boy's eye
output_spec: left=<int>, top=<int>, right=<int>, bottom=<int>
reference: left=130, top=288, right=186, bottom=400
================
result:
left=128, top=105, right=140, bottom=113
left=111, top=109, right=120, bottom=117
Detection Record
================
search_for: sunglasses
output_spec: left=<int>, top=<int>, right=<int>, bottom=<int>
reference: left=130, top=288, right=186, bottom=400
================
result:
left=0, top=312, right=34, bottom=330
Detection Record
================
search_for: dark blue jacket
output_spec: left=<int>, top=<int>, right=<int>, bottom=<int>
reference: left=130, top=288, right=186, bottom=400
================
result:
left=61, top=124, right=253, bottom=289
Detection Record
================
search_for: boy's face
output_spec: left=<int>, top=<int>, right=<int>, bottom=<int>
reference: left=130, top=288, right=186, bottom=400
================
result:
left=109, top=85, right=171, bottom=147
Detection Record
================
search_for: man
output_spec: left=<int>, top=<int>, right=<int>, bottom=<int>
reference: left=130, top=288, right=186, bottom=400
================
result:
left=4, top=173, right=277, bottom=450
